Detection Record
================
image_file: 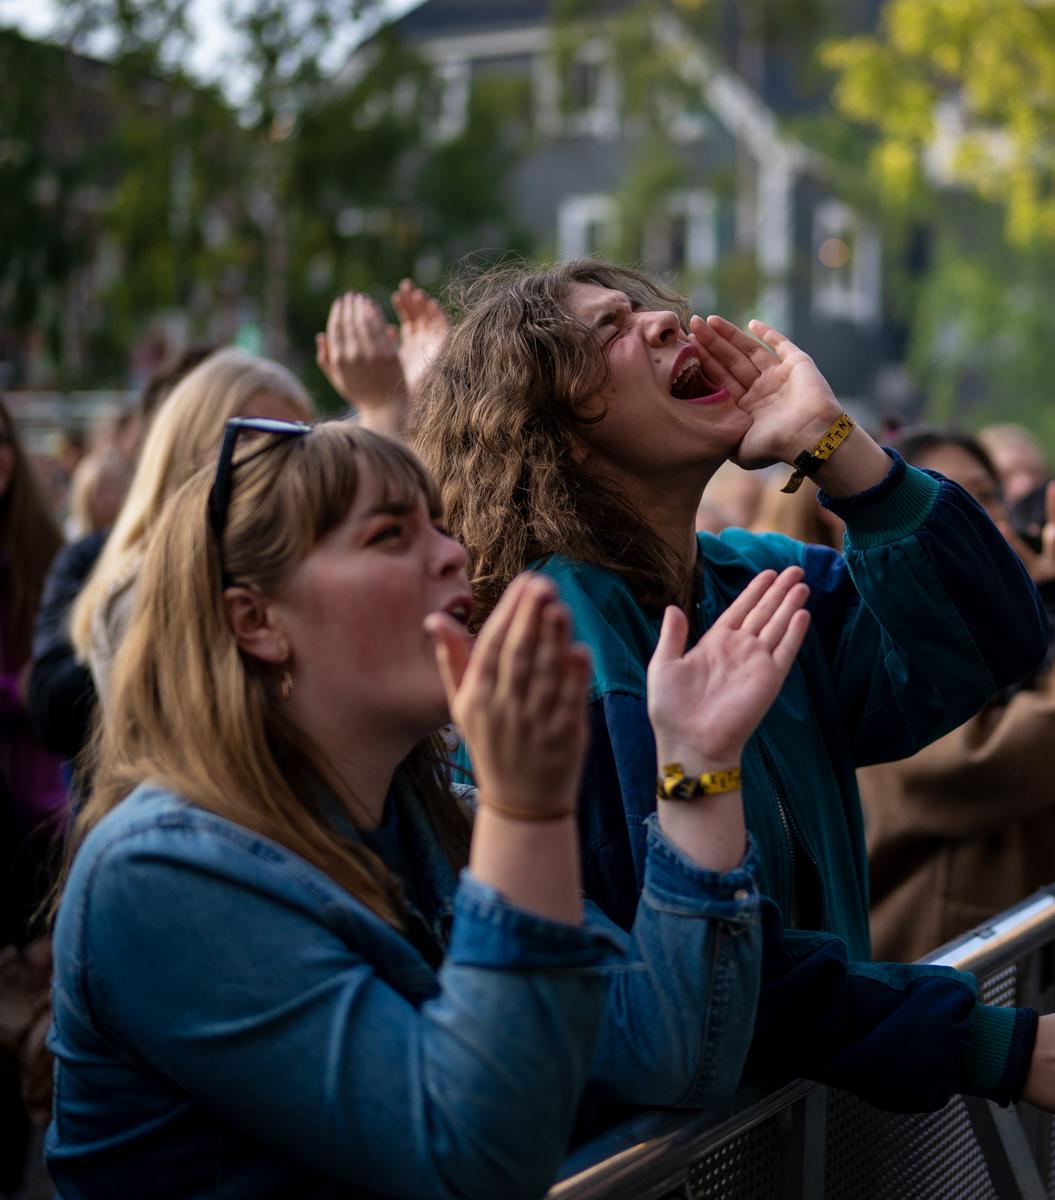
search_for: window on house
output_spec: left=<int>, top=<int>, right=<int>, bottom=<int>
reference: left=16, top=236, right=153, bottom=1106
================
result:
left=421, top=60, right=469, bottom=142
left=566, top=58, right=601, bottom=114
left=536, top=41, right=618, bottom=139
left=641, top=191, right=717, bottom=280
left=811, top=201, right=881, bottom=328
left=557, top=195, right=618, bottom=260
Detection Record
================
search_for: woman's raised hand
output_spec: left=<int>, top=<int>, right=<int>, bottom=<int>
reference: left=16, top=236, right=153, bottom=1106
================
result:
left=392, top=278, right=449, bottom=401
left=315, top=293, right=406, bottom=436
left=647, top=567, right=810, bottom=774
left=426, top=574, right=591, bottom=820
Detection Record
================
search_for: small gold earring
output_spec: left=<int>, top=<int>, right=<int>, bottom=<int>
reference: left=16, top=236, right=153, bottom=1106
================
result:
left=279, top=651, right=293, bottom=700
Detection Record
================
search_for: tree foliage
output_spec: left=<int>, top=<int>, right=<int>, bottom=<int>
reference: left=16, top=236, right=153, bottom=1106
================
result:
left=824, top=0, right=1055, bottom=248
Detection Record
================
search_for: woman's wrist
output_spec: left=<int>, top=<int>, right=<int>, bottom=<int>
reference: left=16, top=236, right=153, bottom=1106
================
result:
left=655, top=741, right=742, bottom=780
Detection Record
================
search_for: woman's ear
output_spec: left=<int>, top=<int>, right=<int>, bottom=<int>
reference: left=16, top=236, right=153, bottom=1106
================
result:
left=223, top=586, right=286, bottom=665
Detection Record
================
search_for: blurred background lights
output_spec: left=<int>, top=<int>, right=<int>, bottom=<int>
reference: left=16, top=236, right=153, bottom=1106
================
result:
left=819, top=238, right=852, bottom=268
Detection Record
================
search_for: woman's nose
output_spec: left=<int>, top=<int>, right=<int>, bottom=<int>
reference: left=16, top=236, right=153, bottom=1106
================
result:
left=433, top=527, right=468, bottom=575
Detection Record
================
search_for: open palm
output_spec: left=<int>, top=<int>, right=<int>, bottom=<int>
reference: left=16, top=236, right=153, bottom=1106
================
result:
left=647, top=567, right=811, bottom=769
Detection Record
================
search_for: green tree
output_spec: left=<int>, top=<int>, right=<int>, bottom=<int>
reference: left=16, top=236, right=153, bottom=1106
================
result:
left=822, top=1, right=1055, bottom=442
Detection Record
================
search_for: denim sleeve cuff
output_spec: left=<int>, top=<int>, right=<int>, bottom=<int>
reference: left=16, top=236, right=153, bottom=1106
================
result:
left=961, top=1003, right=1039, bottom=1105
left=448, top=871, right=625, bottom=971
left=820, top=450, right=942, bottom=549
left=641, top=815, right=760, bottom=926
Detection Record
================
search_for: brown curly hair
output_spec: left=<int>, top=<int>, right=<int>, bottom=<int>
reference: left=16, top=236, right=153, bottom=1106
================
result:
left=414, top=260, right=693, bottom=622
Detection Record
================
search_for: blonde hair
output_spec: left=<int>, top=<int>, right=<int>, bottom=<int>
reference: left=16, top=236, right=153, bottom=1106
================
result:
left=70, top=348, right=314, bottom=655
left=68, top=421, right=469, bottom=927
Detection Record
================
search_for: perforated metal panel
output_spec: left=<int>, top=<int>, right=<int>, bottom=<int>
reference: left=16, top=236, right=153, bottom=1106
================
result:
left=979, top=963, right=1019, bottom=1008
left=821, top=962, right=1028, bottom=1200
left=684, top=1113, right=785, bottom=1200
left=824, top=1092, right=998, bottom=1200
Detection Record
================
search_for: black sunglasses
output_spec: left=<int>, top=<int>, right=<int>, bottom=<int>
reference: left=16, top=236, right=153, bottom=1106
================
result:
left=207, top=417, right=312, bottom=580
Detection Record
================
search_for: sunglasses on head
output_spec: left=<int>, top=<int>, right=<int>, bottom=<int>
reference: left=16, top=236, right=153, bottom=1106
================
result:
left=208, top=416, right=312, bottom=582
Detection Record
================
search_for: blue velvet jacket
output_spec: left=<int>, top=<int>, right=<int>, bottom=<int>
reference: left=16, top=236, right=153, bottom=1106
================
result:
left=536, top=454, right=1048, bottom=1112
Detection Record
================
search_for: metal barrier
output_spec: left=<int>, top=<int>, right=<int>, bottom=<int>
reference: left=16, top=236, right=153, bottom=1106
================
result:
left=550, top=888, right=1055, bottom=1200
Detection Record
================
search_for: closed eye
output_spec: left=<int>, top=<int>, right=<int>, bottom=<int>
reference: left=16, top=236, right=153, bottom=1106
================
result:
left=366, top=522, right=404, bottom=545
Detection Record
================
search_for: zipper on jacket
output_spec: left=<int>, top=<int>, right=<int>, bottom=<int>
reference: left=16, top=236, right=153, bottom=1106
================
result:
left=758, top=737, right=826, bottom=931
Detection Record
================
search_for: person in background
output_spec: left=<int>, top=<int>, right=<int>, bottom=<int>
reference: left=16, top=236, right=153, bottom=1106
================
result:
left=860, top=427, right=1055, bottom=962
left=0, top=396, right=64, bottom=1197
left=64, top=447, right=131, bottom=541
left=69, top=349, right=315, bottom=705
left=750, top=475, right=845, bottom=551
left=0, top=396, right=64, bottom=844
left=27, top=345, right=218, bottom=765
left=977, top=422, right=1051, bottom=506
left=47, top=419, right=806, bottom=1198
left=415, top=258, right=1055, bottom=1114
left=315, top=279, right=449, bottom=437
left=694, top=460, right=766, bottom=534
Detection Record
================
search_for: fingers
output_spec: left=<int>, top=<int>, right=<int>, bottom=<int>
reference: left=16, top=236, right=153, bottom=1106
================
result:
left=693, top=316, right=764, bottom=391
left=495, top=577, right=554, bottom=700
left=714, top=568, right=779, bottom=630
left=325, top=293, right=399, bottom=361
left=463, top=575, right=529, bottom=695
left=550, top=643, right=591, bottom=731
left=746, top=319, right=800, bottom=364
left=756, top=580, right=810, bottom=653
left=326, top=295, right=342, bottom=349
left=771, top=608, right=811, bottom=674
left=1045, top=480, right=1055, bottom=530
left=465, top=574, right=541, bottom=695
left=424, top=612, right=472, bottom=704
left=393, top=277, right=449, bottom=333
left=651, top=605, right=690, bottom=668
left=521, top=601, right=571, bottom=720
left=740, top=567, right=807, bottom=639
left=314, top=333, right=329, bottom=370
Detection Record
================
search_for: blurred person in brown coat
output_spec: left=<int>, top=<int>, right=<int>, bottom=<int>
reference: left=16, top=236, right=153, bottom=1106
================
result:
left=860, top=428, right=1055, bottom=962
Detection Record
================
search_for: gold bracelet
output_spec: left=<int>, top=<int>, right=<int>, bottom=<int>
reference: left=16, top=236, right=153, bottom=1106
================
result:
left=657, top=762, right=742, bottom=802
left=477, top=793, right=576, bottom=822
left=781, top=411, right=856, bottom=494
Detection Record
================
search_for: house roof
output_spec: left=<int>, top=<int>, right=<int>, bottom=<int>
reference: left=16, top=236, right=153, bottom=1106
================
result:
left=395, top=0, right=552, bottom=40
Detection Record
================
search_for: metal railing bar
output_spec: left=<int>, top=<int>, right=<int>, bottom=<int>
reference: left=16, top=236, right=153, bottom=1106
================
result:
left=923, top=888, right=1055, bottom=976
left=550, top=1080, right=814, bottom=1197
left=550, top=885, right=1055, bottom=1198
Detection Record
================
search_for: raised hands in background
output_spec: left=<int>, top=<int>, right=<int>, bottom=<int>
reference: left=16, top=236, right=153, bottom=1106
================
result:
left=647, top=567, right=811, bottom=871
left=1001, top=479, right=1055, bottom=586
left=316, top=293, right=406, bottom=439
left=392, top=278, right=450, bottom=401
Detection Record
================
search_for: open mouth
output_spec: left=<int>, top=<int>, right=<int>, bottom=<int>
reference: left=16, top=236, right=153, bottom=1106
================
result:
left=669, top=349, right=726, bottom=404
left=442, top=597, right=473, bottom=626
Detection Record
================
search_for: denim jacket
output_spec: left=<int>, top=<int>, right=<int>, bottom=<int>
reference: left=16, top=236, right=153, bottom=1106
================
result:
left=48, top=782, right=762, bottom=1200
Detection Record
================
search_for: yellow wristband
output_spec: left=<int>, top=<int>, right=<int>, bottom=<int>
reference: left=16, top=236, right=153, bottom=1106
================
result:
left=781, top=411, right=855, bottom=494
left=657, top=763, right=742, bottom=802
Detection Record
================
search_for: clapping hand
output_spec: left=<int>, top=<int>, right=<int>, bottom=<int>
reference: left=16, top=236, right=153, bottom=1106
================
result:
left=316, top=293, right=406, bottom=435
left=426, top=574, right=591, bottom=820
left=648, top=567, right=810, bottom=775
left=392, top=278, right=450, bottom=401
